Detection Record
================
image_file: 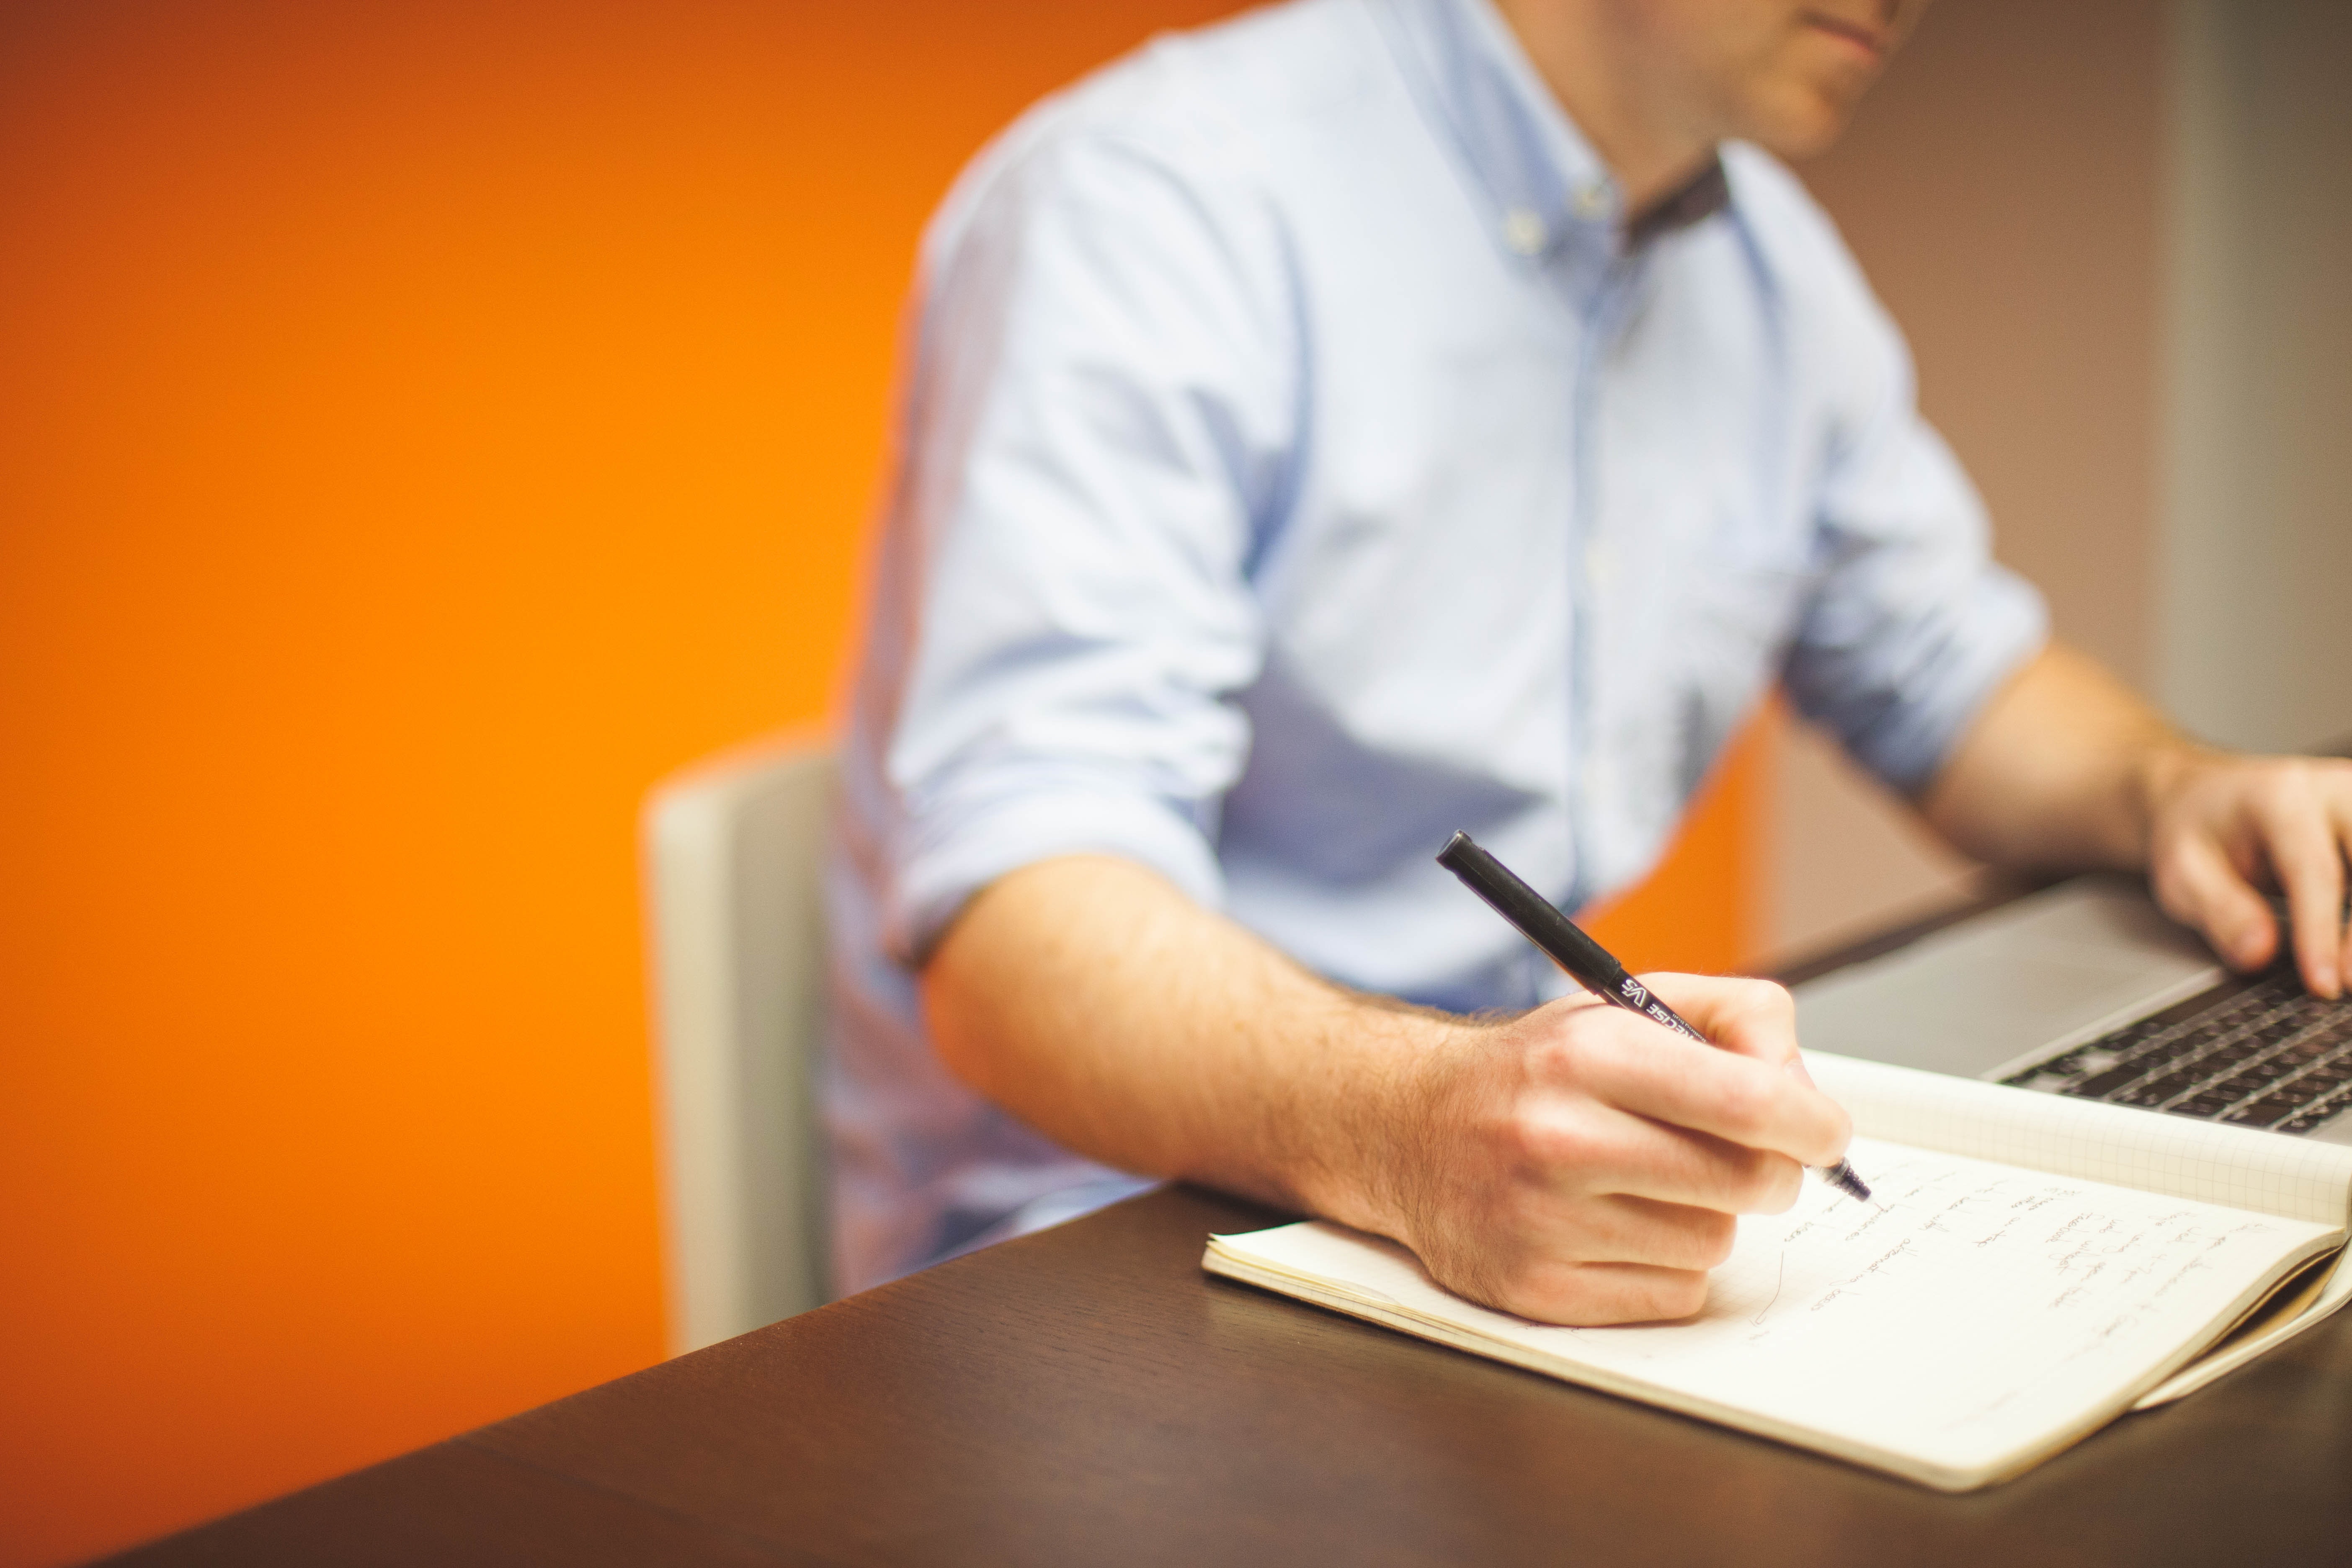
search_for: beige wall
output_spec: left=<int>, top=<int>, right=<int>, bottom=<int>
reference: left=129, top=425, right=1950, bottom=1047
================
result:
left=2161, top=0, right=2352, bottom=755
left=1754, top=0, right=2169, bottom=964
left=1807, top=0, right=2168, bottom=685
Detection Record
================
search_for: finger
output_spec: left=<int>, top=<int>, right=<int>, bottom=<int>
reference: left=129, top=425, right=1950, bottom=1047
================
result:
left=2338, top=787, right=2352, bottom=990
left=1566, top=1019, right=1852, bottom=1169
left=1609, top=1128, right=1807, bottom=1217
left=2249, top=773, right=2347, bottom=998
left=2315, top=764, right=2352, bottom=993
left=2155, top=830, right=2279, bottom=973
left=1543, top=1194, right=1750, bottom=1279
left=1476, top=1259, right=1711, bottom=1327
left=1519, top=1089, right=1808, bottom=1215
left=1636, top=972, right=1800, bottom=1068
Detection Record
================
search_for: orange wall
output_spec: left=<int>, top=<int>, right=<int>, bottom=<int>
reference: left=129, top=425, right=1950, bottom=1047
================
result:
left=0, top=4, right=1755, bottom=1562
left=1582, top=714, right=1769, bottom=979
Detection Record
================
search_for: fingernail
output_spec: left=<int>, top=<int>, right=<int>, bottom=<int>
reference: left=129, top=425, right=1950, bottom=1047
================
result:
left=1784, top=1055, right=1816, bottom=1088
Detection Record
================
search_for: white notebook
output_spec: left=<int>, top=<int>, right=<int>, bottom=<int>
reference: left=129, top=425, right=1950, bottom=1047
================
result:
left=1204, top=1052, right=2352, bottom=1491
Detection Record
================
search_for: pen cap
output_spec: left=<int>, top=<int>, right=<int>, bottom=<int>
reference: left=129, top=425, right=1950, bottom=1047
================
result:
left=1435, top=832, right=1627, bottom=990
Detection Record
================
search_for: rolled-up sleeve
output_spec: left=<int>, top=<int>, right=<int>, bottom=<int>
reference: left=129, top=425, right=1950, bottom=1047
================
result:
left=1781, top=294, right=2048, bottom=796
left=872, top=107, right=1299, bottom=962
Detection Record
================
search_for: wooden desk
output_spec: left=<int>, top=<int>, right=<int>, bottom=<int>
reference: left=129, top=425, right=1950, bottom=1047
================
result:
left=115, top=910, right=2352, bottom=1566
left=112, top=1196, right=2352, bottom=1565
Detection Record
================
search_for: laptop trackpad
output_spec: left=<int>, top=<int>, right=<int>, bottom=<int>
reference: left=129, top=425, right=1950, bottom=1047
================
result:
left=1792, top=878, right=2225, bottom=1081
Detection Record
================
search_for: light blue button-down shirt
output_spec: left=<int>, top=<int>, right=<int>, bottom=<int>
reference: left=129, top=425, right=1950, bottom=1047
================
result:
left=824, top=0, right=2046, bottom=1293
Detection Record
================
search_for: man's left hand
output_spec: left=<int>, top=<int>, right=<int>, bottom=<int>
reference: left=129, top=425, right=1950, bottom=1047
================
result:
left=1924, top=643, right=2352, bottom=1000
left=2144, top=749, right=2352, bottom=999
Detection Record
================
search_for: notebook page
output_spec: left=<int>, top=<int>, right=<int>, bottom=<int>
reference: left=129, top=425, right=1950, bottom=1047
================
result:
left=1208, top=1137, right=2339, bottom=1490
left=2135, top=1250, right=2352, bottom=1408
left=1806, top=1050, right=2352, bottom=1226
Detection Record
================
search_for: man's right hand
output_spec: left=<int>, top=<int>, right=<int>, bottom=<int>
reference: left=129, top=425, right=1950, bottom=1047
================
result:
left=1369, top=974, right=1854, bottom=1325
left=925, top=856, right=1854, bottom=1329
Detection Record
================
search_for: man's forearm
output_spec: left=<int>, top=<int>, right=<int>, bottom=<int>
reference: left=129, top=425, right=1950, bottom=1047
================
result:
left=1921, top=642, right=2192, bottom=873
left=919, top=854, right=1446, bottom=1232
left=921, top=852, right=1852, bottom=1323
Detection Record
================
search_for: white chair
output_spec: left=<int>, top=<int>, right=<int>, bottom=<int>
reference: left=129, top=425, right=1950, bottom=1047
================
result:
left=641, top=736, right=835, bottom=1355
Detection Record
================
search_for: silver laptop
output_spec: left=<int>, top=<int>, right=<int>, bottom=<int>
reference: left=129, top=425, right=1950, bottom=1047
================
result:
left=1792, top=874, right=2352, bottom=1147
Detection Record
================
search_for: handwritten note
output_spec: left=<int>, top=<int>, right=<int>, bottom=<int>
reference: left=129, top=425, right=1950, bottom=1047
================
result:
left=1693, top=1144, right=2306, bottom=1445
left=1208, top=1135, right=2340, bottom=1487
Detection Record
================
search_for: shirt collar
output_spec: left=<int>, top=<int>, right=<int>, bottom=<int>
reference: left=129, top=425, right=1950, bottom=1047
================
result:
left=1371, top=0, right=1730, bottom=266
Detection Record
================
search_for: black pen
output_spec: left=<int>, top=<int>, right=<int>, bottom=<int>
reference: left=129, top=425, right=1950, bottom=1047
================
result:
left=1436, top=830, right=1872, bottom=1204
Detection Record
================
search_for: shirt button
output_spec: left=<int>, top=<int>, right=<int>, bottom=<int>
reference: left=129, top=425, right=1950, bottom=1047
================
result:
left=1573, top=182, right=1610, bottom=220
left=1502, top=206, right=1548, bottom=255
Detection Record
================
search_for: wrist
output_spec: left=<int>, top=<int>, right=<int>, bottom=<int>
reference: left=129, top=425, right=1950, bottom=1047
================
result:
left=2128, top=735, right=2220, bottom=867
left=1292, top=998, right=1480, bottom=1245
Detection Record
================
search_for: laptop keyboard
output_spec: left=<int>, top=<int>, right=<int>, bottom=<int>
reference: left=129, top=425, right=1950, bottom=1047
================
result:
left=2001, top=971, right=2352, bottom=1135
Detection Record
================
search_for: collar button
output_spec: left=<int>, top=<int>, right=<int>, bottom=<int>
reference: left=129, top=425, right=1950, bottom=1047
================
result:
left=1501, top=206, right=1548, bottom=256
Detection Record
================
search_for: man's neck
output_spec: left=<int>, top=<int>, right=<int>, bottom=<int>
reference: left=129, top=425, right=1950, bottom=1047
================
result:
left=1489, top=0, right=1719, bottom=217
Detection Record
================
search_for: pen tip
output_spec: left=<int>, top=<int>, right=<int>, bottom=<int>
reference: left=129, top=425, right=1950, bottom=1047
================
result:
left=1827, top=1162, right=1872, bottom=1204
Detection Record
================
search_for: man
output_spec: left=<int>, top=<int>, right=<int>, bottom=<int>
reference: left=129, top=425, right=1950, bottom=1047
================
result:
left=825, top=0, right=2352, bottom=1320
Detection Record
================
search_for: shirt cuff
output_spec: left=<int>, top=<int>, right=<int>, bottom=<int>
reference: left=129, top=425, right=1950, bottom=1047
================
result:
left=885, top=784, right=1228, bottom=963
left=1844, top=567, right=2050, bottom=794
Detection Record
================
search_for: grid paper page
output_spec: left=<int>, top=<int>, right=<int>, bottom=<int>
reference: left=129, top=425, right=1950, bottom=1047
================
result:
left=1806, top=1050, right=2352, bottom=1226
left=2136, top=1246, right=2352, bottom=1407
left=1209, top=1140, right=2339, bottom=1489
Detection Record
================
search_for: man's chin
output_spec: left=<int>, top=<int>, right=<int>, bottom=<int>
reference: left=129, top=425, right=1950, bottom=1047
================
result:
left=1737, top=87, right=1867, bottom=162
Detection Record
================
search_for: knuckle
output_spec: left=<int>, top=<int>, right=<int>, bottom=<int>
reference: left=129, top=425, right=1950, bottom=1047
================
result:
left=1718, top=978, right=1799, bottom=1060
left=1511, top=1109, right=1595, bottom=1173
left=1756, top=980, right=1796, bottom=1028
left=1526, top=1031, right=1578, bottom=1082
left=1497, top=1104, right=1549, bottom=1163
left=1529, top=1012, right=1603, bottom=1076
